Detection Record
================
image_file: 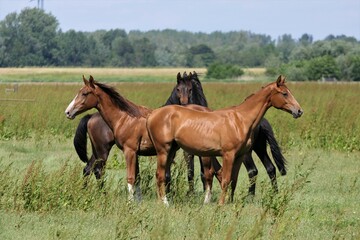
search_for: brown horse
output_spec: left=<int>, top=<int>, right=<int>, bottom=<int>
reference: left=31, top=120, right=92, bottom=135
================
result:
left=65, top=75, right=219, bottom=203
left=146, top=75, right=303, bottom=205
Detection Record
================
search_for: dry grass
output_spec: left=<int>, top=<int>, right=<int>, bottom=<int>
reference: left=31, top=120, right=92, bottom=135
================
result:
left=0, top=67, right=207, bottom=77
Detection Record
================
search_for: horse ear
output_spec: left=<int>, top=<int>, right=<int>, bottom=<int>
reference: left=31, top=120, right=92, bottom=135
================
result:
left=83, top=75, right=89, bottom=85
left=177, top=72, right=181, bottom=83
left=183, top=71, right=188, bottom=79
left=276, top=75, right=286, bottom=87
left=88, top=75, right=96, bottom=89
left=188, top=71, right=193, bottom=79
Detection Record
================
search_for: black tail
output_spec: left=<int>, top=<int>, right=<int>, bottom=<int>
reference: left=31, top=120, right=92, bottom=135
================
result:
left=73, top=114, right=92, bottom=163
left=260, top=118, right=287, bottom=175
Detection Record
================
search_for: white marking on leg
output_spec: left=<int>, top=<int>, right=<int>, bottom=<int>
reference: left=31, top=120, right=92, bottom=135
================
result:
left=204, top=186, right=212, bottom=204
left=162, top=196, right=169, bottom=207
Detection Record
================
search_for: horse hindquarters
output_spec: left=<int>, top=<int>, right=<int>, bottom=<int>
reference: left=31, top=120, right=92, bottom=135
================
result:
left=87, top=113, right=115, bottom=179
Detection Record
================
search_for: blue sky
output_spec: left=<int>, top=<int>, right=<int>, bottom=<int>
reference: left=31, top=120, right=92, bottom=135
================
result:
left=0, top=0, right=359, bottom=41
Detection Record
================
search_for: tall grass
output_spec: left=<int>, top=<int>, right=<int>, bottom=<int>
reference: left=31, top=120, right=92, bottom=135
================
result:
left=0, top=76, right=359, bottom=238
left=0, top=142, right=358, bottom=239
left=1, top=81, right=359, bottom=151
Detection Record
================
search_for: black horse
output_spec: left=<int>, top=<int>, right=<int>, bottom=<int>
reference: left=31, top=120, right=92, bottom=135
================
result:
left=73, top=71, right=287, bottom=195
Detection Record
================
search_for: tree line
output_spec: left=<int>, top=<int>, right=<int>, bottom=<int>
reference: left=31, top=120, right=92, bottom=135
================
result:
left=0, top=8, right=359, bottom=81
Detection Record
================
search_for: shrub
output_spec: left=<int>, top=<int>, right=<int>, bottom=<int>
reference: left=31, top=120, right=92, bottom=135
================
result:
left=205, top=63, right=244, bottom=80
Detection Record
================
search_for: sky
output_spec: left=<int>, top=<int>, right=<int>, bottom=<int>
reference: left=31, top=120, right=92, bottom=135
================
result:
left=0, top=0, right=359, bottom=41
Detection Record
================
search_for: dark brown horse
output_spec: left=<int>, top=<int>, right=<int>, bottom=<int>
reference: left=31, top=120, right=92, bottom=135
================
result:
left=146, top=75, right=303, bottom=205
left=65, top=74, right=219, bottom=203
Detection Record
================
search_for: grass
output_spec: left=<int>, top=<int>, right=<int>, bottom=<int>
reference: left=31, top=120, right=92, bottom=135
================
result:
left=0, top=67, right=267, bottom=83
left=0, top=138, right=359, bottom=239
left=0, top=68, right=359, bottom=239
left=0, top=67, right=208, bottom=83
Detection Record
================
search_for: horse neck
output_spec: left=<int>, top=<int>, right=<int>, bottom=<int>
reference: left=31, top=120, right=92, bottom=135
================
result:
left=236, top=84, right=274, bottom=131
left=94, top=88, right=140, bottom=131
left=164, top=89, right=179, bottom=106
left=191, top=83, right=208, bottom=107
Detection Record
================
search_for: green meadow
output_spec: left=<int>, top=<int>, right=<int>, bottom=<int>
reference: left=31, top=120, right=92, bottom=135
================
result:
left=0, top=69, right=359, bottom=239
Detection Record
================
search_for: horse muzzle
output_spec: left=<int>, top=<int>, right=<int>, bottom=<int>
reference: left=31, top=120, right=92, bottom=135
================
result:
left=292, top=108, right=303, bottom=119
left=65, top=112, right=75, bottom=119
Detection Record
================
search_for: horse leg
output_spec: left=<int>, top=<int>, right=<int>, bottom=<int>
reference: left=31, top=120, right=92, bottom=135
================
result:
left=211, top=156, right=223, bottom=185
left=219, top=152, right=235, bottom=205
left=229, top=155, right=244, bottom=202
left=183, top=151, right=196, bottom=193
left=165, top=145, right=177, bottom=195
left=134, top=155, right=142, bottom=201
left=82, top=156, right=95, bottom=188
left=254, top=146, right=278, bottom=193
left=201, top=156, right=214, bottom=204
left=92, top=140, right=113, bottom=180
left=83, top=155, right=95, bottom=177
left=243, top=153, right=258, bottom=196
left=156, top=150, right=170, bottom=206
left=124, top=148, right=141, bottom=202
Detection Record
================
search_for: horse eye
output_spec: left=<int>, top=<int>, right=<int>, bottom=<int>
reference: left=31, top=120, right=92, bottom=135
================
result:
left=282, top=92, right=288, bottom=97
left=82, top=92, right=88, bottom=96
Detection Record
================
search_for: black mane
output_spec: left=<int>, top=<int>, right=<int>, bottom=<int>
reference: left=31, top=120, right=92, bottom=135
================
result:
left=190, top=72, right=208, bottom=107
left=94, top=82, right=143, bottom=118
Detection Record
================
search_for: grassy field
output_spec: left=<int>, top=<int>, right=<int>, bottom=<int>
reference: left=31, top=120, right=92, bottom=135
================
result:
left=0, top=67, right=267, bottom=83
left=0, top=68, right=359, bottom=239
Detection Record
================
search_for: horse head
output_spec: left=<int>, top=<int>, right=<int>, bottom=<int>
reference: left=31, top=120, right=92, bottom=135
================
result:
left=270, top=75, right=303, bottom=118
left=65, top=75, right=98, bottom=119
left=176, top=72, right=193, bottom=105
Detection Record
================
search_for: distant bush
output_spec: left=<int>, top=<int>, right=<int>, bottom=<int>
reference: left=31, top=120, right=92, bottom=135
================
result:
left=277, top=61, right=309, bottom=81
left=205, top=63, right=244, bottom=79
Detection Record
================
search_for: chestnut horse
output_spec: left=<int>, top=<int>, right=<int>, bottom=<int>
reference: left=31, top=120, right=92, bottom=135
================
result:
left=65, top=74, right=219, bottom=202
left=146, top=75, right=303, bottom=205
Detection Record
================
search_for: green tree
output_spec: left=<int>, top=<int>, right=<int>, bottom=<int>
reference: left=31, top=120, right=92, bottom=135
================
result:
left=306, top=55, right=340, bottom=80
left=186, top=44, right=216, bottom=67
left=56, top=30, right=91, bottom=66
left=0, top=8, right=59, bottom=66
left=276, top=34, right=296, bottom=63
left=132, top=37, right=157, bottom=67
left=111, top=37, right=135, bottom=66
left=348, top=56, right=360, bottom=81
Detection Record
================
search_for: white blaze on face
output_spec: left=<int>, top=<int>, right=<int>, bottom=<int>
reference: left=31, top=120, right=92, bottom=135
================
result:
left=65, top=94, right=78, bottom=118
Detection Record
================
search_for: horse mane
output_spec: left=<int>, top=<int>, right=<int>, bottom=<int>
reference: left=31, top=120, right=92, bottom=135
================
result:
left=190, top=72, right=208, bottom=107
left=94, top=81, right=147, bottom=118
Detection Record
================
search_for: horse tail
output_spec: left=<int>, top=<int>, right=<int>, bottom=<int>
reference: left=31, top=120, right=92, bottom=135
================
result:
left=73, top=114, right=92, bottom=163
left=260, top=118, right=287, bottom=176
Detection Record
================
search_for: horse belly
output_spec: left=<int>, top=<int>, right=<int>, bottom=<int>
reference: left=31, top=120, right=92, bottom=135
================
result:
left=174, top=129, right=222, bottom=157
left=178, top=143, right=221, bottom=157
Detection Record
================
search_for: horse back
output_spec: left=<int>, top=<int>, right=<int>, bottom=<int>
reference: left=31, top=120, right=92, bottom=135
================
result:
left=147, top=105, right=244, bottom=156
